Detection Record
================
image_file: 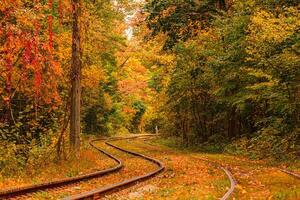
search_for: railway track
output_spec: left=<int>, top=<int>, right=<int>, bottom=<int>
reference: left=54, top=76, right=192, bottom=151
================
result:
left=84, top=137, right=238, bottom=200
left=194, top=157, right=300, bottom=199
left=0, top=135, right=163, bottom=200
left=0, top=135, right=299, bottom=200
left=280, top=168, right=300, bottom=179
left=141, top=139, right=237, bottom=200
left=142, top=137, right=300, bottom=199
left=63, top=137, right=165, bottom=200
left=0, top=138, right=123, bottom=199
left=63, top=137, right=237, bottom=200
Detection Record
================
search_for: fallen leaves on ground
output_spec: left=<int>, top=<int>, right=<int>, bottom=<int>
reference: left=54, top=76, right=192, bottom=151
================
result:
left=104, top=139, right=228, bottom=200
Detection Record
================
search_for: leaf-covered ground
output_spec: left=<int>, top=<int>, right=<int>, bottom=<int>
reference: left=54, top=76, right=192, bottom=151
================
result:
left=148, top=138, right=300, bottom=200
left=105, top=138, right=228, bottom=200
left=3, top=137, right=300, bottom=199
left=35, top=138, right=226, bottom=199
left=195, top=154, right=300, bottom=199
left=0, top=141, right=115, bottom=191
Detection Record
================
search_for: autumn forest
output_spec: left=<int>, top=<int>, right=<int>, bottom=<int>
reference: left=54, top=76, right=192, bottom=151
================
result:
left=0, top=0, right=300, bottom=199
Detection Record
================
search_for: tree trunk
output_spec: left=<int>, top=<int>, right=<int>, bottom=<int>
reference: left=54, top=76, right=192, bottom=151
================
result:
left=70, top=0, right=82, bottom=154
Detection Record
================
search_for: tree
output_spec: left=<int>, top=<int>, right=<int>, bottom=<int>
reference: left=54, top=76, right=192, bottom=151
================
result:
left=70, top=0, right=82, bottom=153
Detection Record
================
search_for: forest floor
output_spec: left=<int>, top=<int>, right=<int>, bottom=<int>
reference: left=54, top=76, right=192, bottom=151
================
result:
left=107, top=138, right=300, bottom=200
left=0, top=140, right=115, bottom=191
left=1, top=136, right=300, bottom=200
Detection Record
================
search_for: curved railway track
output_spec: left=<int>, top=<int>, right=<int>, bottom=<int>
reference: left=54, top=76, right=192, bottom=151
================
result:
left=70, top=137, right=237, bottom=200
left=141, top=137, right=237, bottom=200
left=0, top=138, right=123, bottom=199
left=143, top=138, right=300, bottom=199
left=0, top=135, right=299, bottom=200
left=63, top=138, right=165, bottom=200
left=0, top=135, right=163, bottom=199
left=280, top=168, right=300, bottom=179
left=62, top=137, right=237, bottom=200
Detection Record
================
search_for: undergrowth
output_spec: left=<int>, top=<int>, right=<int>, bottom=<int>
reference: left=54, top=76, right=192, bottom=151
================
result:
left=154, top=128, right=300, bottom=164
left=0, top=135, right=109, bottom=189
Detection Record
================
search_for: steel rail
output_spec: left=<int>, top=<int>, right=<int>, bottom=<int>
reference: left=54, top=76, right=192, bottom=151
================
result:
left=134, top=137, right=238, bottom=200
left=201, top=157, right=237, bottom=200
left=0, top=139, right=123, bottom=199
left=63, top=137, right=165, bottom=200
left=139, top=136, right=237, bottom=200
left=4, top=135, right=296, bottom=200
left=279, top=169, right=300, bottom=179
left=193, top=157, right=300, bottom=200
left=219, top=166, right=236, bottom=200
left=142, top=137, right=237, bottom=200
left=189, top=157, right=237, bottom=200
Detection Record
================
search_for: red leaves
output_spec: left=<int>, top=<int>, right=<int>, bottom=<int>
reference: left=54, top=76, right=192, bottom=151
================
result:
left=22, top=22, right=43, bottom=97
left=34, top=30, right=42, bottom=97
left=0, top=0, right=63, bottom=106
left=48, top=0, right=53, bottom=8
left=34, top=70, right=42, bottom=93
left=23, top=41, right=33, bottom=64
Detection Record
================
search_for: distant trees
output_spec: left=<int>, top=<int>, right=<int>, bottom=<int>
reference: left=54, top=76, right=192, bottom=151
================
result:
left=145, top=0, right=232, bottom=49
left=144, top=0, right=300, bottom=158
left=131, top=101, right=146, bottom=133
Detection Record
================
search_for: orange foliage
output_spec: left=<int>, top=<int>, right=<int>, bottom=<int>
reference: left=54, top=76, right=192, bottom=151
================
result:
left=0, top=0, right=63, bottom=106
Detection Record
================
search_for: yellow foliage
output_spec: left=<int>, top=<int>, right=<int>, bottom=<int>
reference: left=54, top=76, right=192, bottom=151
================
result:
left=104, top=92, right=113, bottom=110
left=242, top=68, right=278, bottom=90
left=246, top=7, right=300, bottom=60
left=82, top=65, right=105, bottom=89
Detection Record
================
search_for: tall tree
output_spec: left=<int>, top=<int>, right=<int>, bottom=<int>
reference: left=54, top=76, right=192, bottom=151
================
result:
left=70, top=0, right=82, bottom=153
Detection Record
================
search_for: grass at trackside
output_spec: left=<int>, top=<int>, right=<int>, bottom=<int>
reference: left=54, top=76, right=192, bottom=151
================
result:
left=149, top=136, right=300, bottom=171
left=146, top=137, right=300, bottom=200
left=0, top=138, right=115, bottom=191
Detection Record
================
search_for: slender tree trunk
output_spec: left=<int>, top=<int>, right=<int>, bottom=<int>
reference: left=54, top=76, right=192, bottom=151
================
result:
left=70, top=0, right=82, bottom=154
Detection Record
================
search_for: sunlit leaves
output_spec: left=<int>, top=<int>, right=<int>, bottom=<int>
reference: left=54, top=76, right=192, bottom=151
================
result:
left=246, top=7, right=300, bottom=61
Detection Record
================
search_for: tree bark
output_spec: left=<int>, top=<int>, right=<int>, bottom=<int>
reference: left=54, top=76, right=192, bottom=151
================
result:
left=70, top=0, right=82, bottom=154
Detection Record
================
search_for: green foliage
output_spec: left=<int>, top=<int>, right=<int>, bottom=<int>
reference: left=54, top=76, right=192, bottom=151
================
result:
left=0, top=141, right=23, bottom=176
left=145, top=0, right=300, bottom=160
left=0, top=133, right=55, bottom=177
left=145, top=0, right=228, bottom=49
left=145, top=116, right=164, bottom=134
left=0, top=102, right=60, bottom=168
left=130, top=101, right=146, bottom=133
left=0, top=104, right=59, bottom=142
left=225, top=127, right=300, bottom=160
left=81, top=0, right=129, bottom=136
